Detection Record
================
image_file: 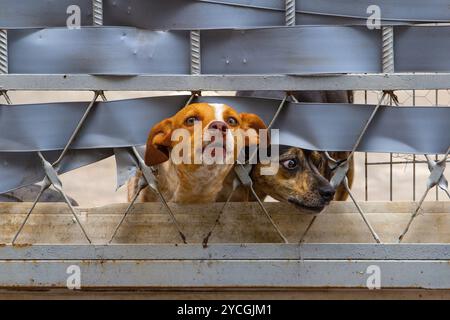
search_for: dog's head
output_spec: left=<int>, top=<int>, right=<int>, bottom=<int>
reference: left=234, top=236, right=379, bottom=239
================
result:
left=145, top=103, right=266, bottom=167
left=253, top=146, right=335, bottom=213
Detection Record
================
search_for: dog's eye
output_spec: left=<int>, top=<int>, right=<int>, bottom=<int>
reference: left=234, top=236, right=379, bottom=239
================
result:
left=281, top=159, right=299, bottom=170
left=227, top=117, right=239, bottom=126
left=185, top=116, right=199, bottom=126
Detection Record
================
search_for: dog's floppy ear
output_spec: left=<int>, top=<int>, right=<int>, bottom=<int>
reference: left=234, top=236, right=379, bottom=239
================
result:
left=145, top=119, right=173, bottom=166
left=239, top=113, right=268, bottom=145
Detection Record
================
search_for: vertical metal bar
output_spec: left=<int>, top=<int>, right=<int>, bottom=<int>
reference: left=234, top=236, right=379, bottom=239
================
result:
left=190, top=31, right=201, bottom=75
left=0, top=30, right=8, bottom=74
left=412, top=155, right=416, bottom=201
left=413, top=90, right=416, bottom=201
left=436, top=155, right=440, bottom=200
left=365, top=153, right=369, bottom=201
left=285, top=0, right=296, bottom=26
left=93, top=0, right=103, bottom=26
left=364, top=91, right=368, bottom=201
left=387, top=92, right=394, bottom=201
left=389, top=153, right=393, bottom=201
left=382, top=26, right=395, bottom=73
left=435, top=89, right=440, bottom=200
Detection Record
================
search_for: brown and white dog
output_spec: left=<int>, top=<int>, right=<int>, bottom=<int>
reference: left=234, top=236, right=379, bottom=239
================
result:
left=128, top=102, right=267, bottom=203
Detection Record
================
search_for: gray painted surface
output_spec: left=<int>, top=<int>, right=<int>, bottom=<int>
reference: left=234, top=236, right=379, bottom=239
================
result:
left=0, top=0, right=93, bottom=28
left=1, top=95, right=448, bottom=193
left=296, top=0, right=450, bottom=21
left=201, top=27, right=381, bottom=74
left=1, top=0, right=449, bottom=29
left=7, top=26, right=450, bottom=75
left=396, top=27, right=450, bottom=72
left=0, top=244, right=449, bottom=260
left=0, top=149, right=114, bottom=194
left=0, top=260, right=449, bottom=289
left=0, top=244, right=449, bottom=289
left=0, top=96, right=447, bottom=153
left=8, top=28, right=191, bottom=75
left=1, top=185, right=78, bottom=205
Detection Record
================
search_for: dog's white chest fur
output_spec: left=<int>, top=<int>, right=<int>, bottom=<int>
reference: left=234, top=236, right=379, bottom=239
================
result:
left=157, top=160, right=233, bottom=203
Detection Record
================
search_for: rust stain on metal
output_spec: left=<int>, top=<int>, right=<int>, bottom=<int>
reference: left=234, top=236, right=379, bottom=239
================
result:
left=12, top=243, right=33, bottom=248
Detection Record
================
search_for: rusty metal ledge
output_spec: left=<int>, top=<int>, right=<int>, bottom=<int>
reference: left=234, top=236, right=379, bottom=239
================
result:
left=0, top=244, right=450, bottom=261
left=0, top=259, right=449, bottom=289
left=0, top=244, right=448, bottom=289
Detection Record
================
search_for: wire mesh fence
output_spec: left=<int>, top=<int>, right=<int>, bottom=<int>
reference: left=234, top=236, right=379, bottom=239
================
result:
left=1, top=1, right=450, bottom=294
left=355, top=90, right=449, bottom=202
left=0, top=0, right=449, bottom=247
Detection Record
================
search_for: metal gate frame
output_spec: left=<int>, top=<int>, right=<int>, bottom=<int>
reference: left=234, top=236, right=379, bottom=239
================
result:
left=0, top=73, right=449, bottom=291
left=2, top=73, right=450, bottom=91
left=0, top=0, right=449, bottom=293
left=1, top=244, right=450, bottom=289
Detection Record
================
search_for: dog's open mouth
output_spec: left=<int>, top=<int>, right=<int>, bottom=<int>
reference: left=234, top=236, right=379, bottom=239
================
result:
left=202, top=132, right=229, bottom=158
left=202, top=142, right=228, bottom=158
left=287, top=197, right=326, bottom=213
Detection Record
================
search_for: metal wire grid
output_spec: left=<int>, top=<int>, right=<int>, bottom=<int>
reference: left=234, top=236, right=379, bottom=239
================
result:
left=358, top=90, right=450, bottom=202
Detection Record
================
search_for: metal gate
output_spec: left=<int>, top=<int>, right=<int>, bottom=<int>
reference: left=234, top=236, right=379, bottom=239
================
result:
left=0, top=0, right=449, bottom=297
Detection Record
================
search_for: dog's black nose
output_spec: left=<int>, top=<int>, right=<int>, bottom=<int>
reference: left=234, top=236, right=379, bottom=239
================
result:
left=318, top=185, right=335, bottom=202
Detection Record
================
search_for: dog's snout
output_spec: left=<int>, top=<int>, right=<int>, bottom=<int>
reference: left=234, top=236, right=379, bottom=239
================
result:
left=318, top=185, right=335, bottom=202
left=208, top=121, right=229, bottom=133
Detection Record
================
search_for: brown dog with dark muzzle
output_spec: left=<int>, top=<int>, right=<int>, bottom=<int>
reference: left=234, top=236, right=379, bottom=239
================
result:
left=217, top=146, right=353, bottom=213
left=216, top=90, right=355, bottom=212
left=252, top=147, right=353, bottom=212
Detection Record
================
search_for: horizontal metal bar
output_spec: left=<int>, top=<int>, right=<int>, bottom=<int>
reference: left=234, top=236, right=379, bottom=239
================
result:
left=2, top=73, right=450, bottom=91
left=1, top=259, right=450, bottom=289
left=1, top=244, right=450, bottom=261
left=2, top=0, right=448, bottom=30
left=367, top=160, right=450, bottom=166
